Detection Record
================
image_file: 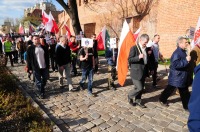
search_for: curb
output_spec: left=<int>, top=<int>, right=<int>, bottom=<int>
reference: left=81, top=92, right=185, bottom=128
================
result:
left=16, top=80, right=62, bottom=132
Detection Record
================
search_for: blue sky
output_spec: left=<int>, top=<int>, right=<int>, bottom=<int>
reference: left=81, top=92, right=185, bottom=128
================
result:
left=0, top=0, right=64, bottom=25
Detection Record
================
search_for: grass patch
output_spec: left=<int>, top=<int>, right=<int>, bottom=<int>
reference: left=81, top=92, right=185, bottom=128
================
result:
left=0, top=66, right=52, bottom=131
left=158, top=59, right=170, bottom=65
left=98, top=50, right=105, bottom=56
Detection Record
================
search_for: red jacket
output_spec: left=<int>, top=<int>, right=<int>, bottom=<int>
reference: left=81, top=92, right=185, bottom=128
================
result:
left=69, top=42, right=79, bottom=52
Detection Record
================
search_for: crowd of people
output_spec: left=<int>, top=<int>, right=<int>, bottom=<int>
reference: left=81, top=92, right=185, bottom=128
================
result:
left=0, top=29, right=200, bottom=131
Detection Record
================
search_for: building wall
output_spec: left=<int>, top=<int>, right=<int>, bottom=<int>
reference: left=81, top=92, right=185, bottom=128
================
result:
left=157, top=0, right=200, bottom=58
left=58, top=0, right=200, bottom=58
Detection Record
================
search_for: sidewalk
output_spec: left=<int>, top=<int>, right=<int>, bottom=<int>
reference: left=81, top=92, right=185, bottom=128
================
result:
left=9, top=57, right=189, bottom=132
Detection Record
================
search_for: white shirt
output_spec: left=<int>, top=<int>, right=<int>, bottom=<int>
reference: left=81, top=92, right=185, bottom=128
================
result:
left=35, top=45, right=46, bottom=69
left=139, top=43, right=147, bottom=65
left=147, top=41, right=160, bottom=62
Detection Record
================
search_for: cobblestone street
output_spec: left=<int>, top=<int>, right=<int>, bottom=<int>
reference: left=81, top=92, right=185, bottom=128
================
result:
left=9, top=57, right=190, bottom=132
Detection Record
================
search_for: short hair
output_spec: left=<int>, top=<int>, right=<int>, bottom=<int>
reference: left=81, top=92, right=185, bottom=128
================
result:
left=139, top=34, right=149, bottom=41
left=33, top=35, right=39, bottom=38
left=154, top=34, right=160, bottom=38
left=176, top=36, right=187, bottom=46
left=60, top=36, right=67, bottom=42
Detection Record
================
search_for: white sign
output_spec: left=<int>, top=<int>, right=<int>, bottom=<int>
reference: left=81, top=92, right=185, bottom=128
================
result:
left=81, top=38, right=93, bottom=47
left=76, top=35, right=82, bottom=40
left=110, top=38, right=117, bottom=48
left=190, top=27, right=195, bottom=39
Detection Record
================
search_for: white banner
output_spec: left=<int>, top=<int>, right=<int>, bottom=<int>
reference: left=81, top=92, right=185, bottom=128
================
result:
left=110, top=38, right=117, bottom=48
left=81, top=38, right=93, bottom=47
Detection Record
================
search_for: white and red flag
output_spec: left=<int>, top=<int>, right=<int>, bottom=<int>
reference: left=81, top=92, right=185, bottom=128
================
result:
left=19, top=23, right=24, bottom=34
left=45, top=11, right=59, bottom=33
left=42, top=9, right=49, bottom=25
left=133, top=27, right=141, bottom=41
left=192, top=17, right=200, bottom=48
left=65, top=25, right=71, bottom=39
left=117, top=20, right=135, bottom=86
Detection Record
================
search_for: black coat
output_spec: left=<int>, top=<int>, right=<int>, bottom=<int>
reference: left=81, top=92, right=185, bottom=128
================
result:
left=55, top=44, right=71, bottom=67
left=128, top=44, right=155, bottom=80
left=27, top=45, right=49, bottom=71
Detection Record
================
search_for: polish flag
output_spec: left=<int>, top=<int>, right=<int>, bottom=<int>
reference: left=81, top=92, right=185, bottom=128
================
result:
left=133, top=27, right=141, bottom=41
left=192, top=17, right=200, bottom=48
left=65, top=25, right=71, bottom=39
left=117, top=20, right=136, bottom=86
left=19, top=23, right=24, bottom=34
left=45, top=12, right=59, bottom=33
left=42, top=9, right=49, bottom=25
left=49, top=12, right=59, bottom=33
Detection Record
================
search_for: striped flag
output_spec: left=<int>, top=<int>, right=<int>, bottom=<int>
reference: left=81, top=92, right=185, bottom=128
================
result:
left=117, top=20, right=136, bottom=86
left=97, top=26, right=110, bottom=50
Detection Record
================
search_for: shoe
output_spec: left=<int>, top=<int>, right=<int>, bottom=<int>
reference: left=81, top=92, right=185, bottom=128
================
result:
left=79, top=84, right=84, bottom=90
left=88, top=92, right=95, bottom=97
left=136, top=102, right=147, bottom=108
left=128, top=96, right=136, bottom=106
left=39, top=93, right=45, bottom=99
left=158, top=100, right=169, bottom=107
left=69, top=85, right=77, bottom=92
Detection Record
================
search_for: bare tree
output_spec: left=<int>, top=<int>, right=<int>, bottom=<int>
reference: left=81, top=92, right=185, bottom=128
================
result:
left=84, top=0, right=130, bottom=37
left=56, top=0, right=82, bottom=35
left=131, top=0, right=154, bottom=20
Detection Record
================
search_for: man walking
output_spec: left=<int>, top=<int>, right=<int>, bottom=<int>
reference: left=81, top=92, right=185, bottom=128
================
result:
left=55, top=36, right=75, bottom=91
left=159, top=36, right=191, bottom=110
left=3, top=37, right=14, bottom=67
left=27, top=35, right=49, bottom=99
left=128, top=34, right=154, bottom=108
left=147, top=34, right=164, bottom=88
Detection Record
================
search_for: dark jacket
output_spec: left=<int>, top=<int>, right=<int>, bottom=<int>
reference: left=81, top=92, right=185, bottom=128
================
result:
left=168, top=47, right=189, bottom=88
left=49, top=44, right=56, bottom=58
left=128, top=44, right=154, bottom=80
left=188, top=64, right=200, bottom=131
left=27, top=45, right=49, bottom=71
left=55, top=44, right=71, bottom=67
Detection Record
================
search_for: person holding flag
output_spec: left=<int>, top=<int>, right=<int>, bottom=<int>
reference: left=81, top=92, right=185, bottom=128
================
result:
left=128, top=34, right=154, bottom=108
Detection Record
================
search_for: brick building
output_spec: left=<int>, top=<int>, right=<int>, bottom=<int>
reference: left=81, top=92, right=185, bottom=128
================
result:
left=58, top=0, right=200, bottom=58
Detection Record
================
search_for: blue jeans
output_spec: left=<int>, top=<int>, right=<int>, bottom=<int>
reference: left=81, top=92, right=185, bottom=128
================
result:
left=79, top=68, right=94, bottom=93
left=34, top=68, right=48, bottom=94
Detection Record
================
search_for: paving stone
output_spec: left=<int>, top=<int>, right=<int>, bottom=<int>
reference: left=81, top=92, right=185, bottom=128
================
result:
left=163, top=128, right=177, bottom=132
left=84, top=122, right=96, bottom=129
left=73, top=126, right=87, bottom=132
left=158, top=120, right=170, bottom=128
left=101, top=114, right=111, bottom=121
left=99, top=122, right=110, bottom=130
left=118, top=119, right=129, bottom=127
left=134, top=127, right=146, bottom=132
left=167, top=123, right=182, bottom=132
left=107, top=120, right=117, bottom=126
left=131, top=119, right=144, bottom=127
left=92, top=118, right=105, bottom=126
left=119, top=127, right=132, bottom=132
left=153, top=126, right=163, bottom=132
left=111, top=116, right=121, bottom=122
left=107, top=124, right=122, bottom=132
left=67, top=121, right=79, bottom=129
left=126, top=123, right=137, bottom=130
left=91, top=113, right=101, bottom=119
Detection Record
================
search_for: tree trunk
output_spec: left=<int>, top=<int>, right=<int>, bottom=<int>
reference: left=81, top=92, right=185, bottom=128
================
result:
left=56, top=0, right=82, bottom=35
